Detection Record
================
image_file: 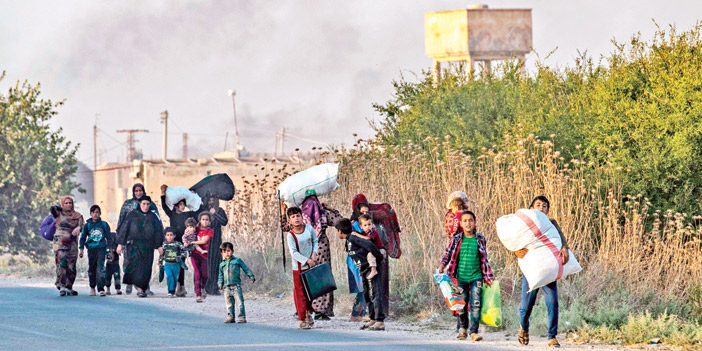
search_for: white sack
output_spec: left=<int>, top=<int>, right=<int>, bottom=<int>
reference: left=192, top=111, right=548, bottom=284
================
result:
left=165, top=186, right=202, bottom=211
left=277, top=163, right=339, bottom=207
left=495, top=209, right=582, bottom=291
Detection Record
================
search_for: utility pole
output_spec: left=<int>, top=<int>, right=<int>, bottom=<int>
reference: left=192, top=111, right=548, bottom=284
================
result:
left=227, top=89, right=241, bottom=157
left=160, top=110, right=168, bottom=159
left=280, top=127, right=285, bottom=155
left=116, top=129, right=149, bottom=162
left=182, top=133, right=188, bottom=159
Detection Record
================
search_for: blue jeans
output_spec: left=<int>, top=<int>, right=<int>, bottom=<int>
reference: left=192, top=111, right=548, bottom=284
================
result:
left=519, top=275, right=558, bottom=339
left=164, top=262, right=181, bottom=294
left=457, top=280, right=482, bottom=334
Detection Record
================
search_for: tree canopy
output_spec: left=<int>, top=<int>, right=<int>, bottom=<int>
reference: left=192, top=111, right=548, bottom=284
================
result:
left=0, top=72, right=80, bottom=259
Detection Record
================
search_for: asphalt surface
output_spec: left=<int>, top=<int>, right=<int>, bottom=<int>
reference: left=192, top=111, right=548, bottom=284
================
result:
left=0, top=286, right=514, bottom=351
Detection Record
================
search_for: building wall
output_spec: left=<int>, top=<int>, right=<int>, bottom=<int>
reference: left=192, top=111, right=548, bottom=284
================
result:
left=94, top=156, right=317, bottom=230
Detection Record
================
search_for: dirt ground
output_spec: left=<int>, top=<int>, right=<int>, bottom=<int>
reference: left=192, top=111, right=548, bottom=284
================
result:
left=1, top=274, right=627, bottom=350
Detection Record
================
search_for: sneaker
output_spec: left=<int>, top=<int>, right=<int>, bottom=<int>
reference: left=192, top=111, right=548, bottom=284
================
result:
left=125, top=285, right=132, bottom=295
left=457, top=328, right=467, bottom=340
left=68, top=289, right=78, bottom=296
left=470, top=333, right=483, bottom=342
left=299, top=321, right=311, bottom=329
left=90, top=288, right=96, bottom=296
left=196, top=297, right=203, bottom=303
left=547, top=338, right=560, bottom=348
left=236, top=317, right=247, bottom=324
left=169, top=293, right=176, bottom=298
left=105, top=287, right=111, bottom=295
left=224, top=315, right=234, bottom=323
left=99, top=291, right=106, bottom=297
left=145, top=289, right=154, bottom=296
left=116, top=289, right=122, bottom=295
left=518, top=328, right=529, bottom=345
left=59, top=288, right=67, bottom=296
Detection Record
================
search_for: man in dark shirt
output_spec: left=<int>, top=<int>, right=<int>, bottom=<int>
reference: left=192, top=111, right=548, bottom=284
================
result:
left=335, top=218, right=386, bottom=330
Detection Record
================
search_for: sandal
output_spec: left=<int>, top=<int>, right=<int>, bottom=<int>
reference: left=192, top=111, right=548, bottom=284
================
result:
left=518, top=328, right=529, bottom=345
left=368, top=324, right=386, bottom=331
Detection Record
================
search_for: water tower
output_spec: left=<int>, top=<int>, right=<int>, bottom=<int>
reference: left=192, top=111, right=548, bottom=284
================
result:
left=424, top=4, right=532, bottom=82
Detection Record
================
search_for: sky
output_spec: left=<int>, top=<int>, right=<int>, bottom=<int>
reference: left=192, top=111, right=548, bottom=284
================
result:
left=2, top=1, right=701, bottom=166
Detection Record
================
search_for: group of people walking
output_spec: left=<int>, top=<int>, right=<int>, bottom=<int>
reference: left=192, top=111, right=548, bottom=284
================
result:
left=48, top=182, right=567, bottom=347
left=50, top=183, right=231, bottom=300
left=438, top=192, right=568, bottom=347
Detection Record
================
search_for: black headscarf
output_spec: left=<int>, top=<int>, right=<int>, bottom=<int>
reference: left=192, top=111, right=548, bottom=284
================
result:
left=132, top=183, right=146, bottom=201
left=350, top=201, right=370, bottom=222
left=137, top=195, right=152, bottom=214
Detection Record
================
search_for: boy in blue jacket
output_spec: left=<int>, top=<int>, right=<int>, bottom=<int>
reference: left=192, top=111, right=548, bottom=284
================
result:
left=79, top=205, right=112, bottom=297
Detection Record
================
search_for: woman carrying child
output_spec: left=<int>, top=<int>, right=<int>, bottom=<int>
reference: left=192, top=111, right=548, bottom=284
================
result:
left=438, top=210, right=494, bottom=342
left=52, top=195, right=84, bottom=296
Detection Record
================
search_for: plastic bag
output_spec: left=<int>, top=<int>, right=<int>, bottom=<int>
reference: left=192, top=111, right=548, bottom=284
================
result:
left=165, top=186, right=203, bottom=211
left=277, top=163, right=339, bottom=207
left=480, top=280, right=502, bottom=327
left=40, top=215, right=56, bottom=241
left=433, top=270, right=465, bottom=311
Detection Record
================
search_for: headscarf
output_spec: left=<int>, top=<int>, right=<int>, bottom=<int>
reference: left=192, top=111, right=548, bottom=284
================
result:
left=60, top=195, right=82, bottom=221
left=301, top=195, right=327, bottom=237
left=350, top=193, right=369, bottom=222
left=132, top=183, right=146, bottom=201
left=137, top=195, right=152, bottom=214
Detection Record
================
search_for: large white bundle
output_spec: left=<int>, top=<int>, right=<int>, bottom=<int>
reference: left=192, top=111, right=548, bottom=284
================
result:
left=165, top=186, right=202, bottom=211
left=495, top=209, right=582, bottom=291
left=277, top=163, right=339, bottom=207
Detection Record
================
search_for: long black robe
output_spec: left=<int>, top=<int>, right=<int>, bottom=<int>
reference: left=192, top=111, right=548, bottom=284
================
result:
left=205, top=208, right=228, bottom=295
left=118, top=209, right=163, bottom=290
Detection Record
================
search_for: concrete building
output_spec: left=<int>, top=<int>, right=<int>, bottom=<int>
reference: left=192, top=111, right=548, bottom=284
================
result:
left=93, top=153, right=320, bottom=229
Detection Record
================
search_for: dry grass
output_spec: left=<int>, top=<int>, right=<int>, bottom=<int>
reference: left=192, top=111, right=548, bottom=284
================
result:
left=222, top=133, right=702, bottom=322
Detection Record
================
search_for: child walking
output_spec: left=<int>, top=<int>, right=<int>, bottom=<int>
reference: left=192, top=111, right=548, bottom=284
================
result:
left=188, top=212, right=213, bottom=303
left=105, top=232, right=121, bottom=295
left=218, top=242, right=255, bottom=323
left=79, top=205, right=112, bottom=297
left=161, top=227, right=187, bottom=297
left=438, top=210, right=494, bottom=342
left=285, top=206, right=319, bottom=329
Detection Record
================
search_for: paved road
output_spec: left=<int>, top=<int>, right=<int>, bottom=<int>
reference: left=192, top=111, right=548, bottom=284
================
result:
left=0, top=286, right=514, bottom=351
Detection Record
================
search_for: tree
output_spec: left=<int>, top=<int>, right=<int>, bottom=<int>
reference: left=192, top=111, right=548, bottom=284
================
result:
left=0, top=72, right=80, bottom=259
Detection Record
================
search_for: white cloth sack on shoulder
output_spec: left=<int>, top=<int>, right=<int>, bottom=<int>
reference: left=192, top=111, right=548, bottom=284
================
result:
left=165, top=186, right=203, bottom=211
left=495, top=209, right=582, bottom=291
left=277, top=163, right=339, bottom=207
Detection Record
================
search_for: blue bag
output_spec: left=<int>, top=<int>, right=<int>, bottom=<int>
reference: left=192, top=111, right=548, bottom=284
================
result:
left=346, top=255, right=363, bottom=294
left=40, top=215, right=56, bottom=241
